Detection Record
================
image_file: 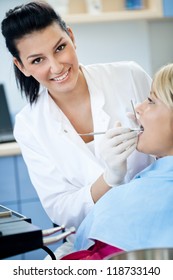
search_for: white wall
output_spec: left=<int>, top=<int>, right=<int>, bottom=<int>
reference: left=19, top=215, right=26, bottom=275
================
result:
left=72, top=20, right=151, bottom=72
left=0, top=0, right=173, bottom=116
left=148, top=19, right=173, bottom=74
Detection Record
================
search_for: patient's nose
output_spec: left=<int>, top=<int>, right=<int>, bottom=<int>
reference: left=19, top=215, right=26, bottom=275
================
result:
left=135, top=100, right=147, bottom=115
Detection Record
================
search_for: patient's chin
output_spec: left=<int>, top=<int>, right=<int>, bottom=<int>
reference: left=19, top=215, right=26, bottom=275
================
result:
left=136, top=143, right=151, bottom=156
left=136, top=134, right=146, bottom=154
left=136, top=143, right=145, bottom=154
left=136, top=146, right=141, bottom=152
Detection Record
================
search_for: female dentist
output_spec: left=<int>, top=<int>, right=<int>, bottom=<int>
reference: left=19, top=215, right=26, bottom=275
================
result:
left=1, top=1, right=152, bottom=256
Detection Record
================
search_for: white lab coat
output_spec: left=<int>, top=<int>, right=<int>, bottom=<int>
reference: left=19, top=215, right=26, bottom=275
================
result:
left=14, top=61, right=152, bottom=233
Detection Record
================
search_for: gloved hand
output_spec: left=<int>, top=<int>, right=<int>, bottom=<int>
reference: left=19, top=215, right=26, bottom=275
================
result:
left=100, top=124, right=138, bottom=187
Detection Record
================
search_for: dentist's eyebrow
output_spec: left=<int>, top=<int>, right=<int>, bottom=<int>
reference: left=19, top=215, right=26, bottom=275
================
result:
left=27, top=37, right=64, bottom=60
left=53, top=37, right=64, bottom=50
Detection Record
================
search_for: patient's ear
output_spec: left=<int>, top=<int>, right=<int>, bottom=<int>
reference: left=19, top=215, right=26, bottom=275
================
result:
left=13, top=57, right=31, bottom=77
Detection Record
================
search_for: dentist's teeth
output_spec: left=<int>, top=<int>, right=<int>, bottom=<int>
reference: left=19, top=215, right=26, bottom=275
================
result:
left=53, top=71, right=68, bottom=81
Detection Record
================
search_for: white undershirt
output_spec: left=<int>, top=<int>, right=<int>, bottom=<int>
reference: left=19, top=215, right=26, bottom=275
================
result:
left=87, top=140, right=95, bottom=154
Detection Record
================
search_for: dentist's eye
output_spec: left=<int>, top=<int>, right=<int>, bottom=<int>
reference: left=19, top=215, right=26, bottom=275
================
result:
left=56, top=44, right=66, bottom=52
left=32, top=57, right=43, bottom=64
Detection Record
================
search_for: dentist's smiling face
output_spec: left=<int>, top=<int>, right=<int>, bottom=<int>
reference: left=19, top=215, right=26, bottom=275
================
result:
left=136, top=91, right=173, bottom=158
left=13, top=23, right=79, bottom=98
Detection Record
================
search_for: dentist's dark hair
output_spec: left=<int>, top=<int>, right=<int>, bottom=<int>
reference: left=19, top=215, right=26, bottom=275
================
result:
left=1, top=1, right=69, bottom=104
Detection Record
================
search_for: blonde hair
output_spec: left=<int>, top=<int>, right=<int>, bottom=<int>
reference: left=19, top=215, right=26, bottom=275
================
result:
left=152, top=63, right=173, bottom=108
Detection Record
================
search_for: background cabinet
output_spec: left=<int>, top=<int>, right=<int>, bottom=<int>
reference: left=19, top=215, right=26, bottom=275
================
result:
left=48, top=0, right=164, bottom=23
left=0, top=153, right=59, bottom=260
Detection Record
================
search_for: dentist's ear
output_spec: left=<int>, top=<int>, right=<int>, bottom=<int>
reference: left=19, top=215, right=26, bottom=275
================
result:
left=67, top=27, right=76, bottom=49
left=13, top=57, right=31, bottom=77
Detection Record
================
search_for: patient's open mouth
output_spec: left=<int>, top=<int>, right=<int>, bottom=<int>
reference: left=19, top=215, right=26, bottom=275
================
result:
left=140, top=125, right=144, bottom=132
left=136, top=125, right=144, bottom=137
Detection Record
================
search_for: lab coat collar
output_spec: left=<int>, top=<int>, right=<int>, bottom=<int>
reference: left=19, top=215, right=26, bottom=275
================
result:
left=41, top=66, right=110, bottom=159
left=42, top=66, right=110, bottom=128
left=81, top=64, right=110, bottom=157
left=41, top=87, right=69, bottom=134
left=40, top=88, right=95, bottom=160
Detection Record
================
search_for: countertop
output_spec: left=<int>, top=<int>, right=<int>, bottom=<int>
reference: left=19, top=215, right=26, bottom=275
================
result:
left=0, top=142, right=21, bottom=157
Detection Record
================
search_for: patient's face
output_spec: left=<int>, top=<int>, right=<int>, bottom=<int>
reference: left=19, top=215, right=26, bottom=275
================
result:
left=136, top=91, right=173, bottom=158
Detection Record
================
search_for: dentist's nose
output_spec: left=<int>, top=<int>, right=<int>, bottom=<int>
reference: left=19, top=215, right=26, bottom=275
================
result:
left=49, top=58, right=63, bottom=74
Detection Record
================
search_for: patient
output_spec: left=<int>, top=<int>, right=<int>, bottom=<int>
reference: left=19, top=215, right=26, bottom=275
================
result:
left=61, top=63, right=173, bottom=260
